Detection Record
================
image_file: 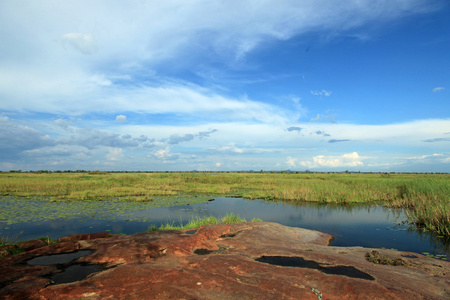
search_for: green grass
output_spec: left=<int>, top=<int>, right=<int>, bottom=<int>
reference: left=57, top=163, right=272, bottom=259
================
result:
left=0, top=232, right=23, bottom=247
left=0, top=172, right=448, bottom=235
left=148, top=213, right=260, bottom=231
left=0, top=234, right=59, bottom=258
left=392, top=178, right=450, bottom=236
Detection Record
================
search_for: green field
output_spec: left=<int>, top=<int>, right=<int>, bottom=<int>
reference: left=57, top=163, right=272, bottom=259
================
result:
left=0, top=172, right=449, bottom=235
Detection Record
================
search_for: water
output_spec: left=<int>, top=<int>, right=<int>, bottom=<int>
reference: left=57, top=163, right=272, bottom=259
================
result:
left=255, top=256, right=375, bottom=281
left=27, top=250, right=101, bottom=285
left=1, top=197, right=448, bottom=259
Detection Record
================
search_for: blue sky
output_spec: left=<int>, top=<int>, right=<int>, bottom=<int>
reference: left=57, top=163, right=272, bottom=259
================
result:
left=0, top=0, right=449, bottom=172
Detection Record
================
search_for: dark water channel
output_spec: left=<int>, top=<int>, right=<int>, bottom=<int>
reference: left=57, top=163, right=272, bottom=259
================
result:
left=1, top=197, right=448, bottom=260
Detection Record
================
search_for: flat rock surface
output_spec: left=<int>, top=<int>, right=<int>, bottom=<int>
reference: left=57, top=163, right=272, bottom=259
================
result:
left=0, top=222, right=449, bottom=299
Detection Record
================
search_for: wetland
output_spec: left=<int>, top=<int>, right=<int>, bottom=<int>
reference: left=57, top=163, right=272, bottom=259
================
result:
left=1, top=172, right=449, bottom=260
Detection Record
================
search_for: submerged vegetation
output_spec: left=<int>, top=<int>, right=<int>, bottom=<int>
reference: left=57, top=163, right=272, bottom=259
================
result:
left=0, top=172, right=449, bottom=236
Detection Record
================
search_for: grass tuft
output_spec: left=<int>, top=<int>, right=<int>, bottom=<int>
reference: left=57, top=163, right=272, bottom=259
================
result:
left=148, top=213, right=254, bottom=232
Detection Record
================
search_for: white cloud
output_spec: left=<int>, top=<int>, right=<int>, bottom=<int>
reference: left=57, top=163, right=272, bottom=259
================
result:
left=148, top=147, right=179, bottom=161
left=208, top=145, right=280, bottom=155
left=0, top=119, right=55, bottom=159
left=300, top=152, right=363, bottom=169
left=0, top=1, right=445, bottom=172
left=432, top=87, right=445, bottom=93
left=23, top=145, right=87, bottom=158
left=0, top=0, right=438, bottom=119
left=287, top=126, right=302, bottom=132
left=406, top=153, right=450, bottom=163
left=89, top=75, right=112, bottom=87
left=311, top=90, right=332, bottom=97
left=286, top=156, right=298, bottom=168
left=106, top=148, right=124, bottom=161
left=310, top=113, right=336, bottom=123
left=60, top=33, right=97, bottom=55
left=116, top=115, right=127, bottom=122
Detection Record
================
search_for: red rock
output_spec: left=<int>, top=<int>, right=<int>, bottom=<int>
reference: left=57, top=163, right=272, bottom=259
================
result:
left=59, top=232, right=110, bottom=242
left=0, top=222, right=449, bottom=299
left=16, top=239, right=47, bottom=251
left=0, top=244, right=18, bottom=251
left=0, top=245, right=18, bottom=257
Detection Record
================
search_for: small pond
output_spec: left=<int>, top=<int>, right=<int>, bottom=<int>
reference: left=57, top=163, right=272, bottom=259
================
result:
left=1, top=196, right=448, bottom=260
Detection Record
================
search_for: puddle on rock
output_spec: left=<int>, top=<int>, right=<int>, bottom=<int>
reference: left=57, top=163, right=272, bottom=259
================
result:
left=185, top=230, right=197, bottom=235
left=256, top=256, right=374, bottom=281
left=194, top=248, right=214, bottom=255
left=50, top=264, right=102, bottom=284
left=27, top=250, right=102, bottom=284
left=27, top=250, right=94, bottom=265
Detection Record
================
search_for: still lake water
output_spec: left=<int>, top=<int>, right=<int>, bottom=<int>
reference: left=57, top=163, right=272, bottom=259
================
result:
left=1, top=197, right=448, bottom=259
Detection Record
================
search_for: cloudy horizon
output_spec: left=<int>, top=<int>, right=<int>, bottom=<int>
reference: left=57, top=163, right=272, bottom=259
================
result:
left=1, top=1, right=449, bottom=172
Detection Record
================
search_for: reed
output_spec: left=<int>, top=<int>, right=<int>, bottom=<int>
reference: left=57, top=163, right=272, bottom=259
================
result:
left=1, top=172, right=448, bottom=235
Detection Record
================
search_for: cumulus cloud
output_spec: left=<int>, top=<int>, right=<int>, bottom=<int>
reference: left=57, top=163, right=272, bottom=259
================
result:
left=115, top=115, right=127, bottom=122
left=148, top=147, right=179, bottom=161
left=432, top=87, right=445, bottom=93
left=286, top=156, right=298, bottom=168
left=300, top=152, right=363, bottom=169
left=106, top=148, right=124, bottom=161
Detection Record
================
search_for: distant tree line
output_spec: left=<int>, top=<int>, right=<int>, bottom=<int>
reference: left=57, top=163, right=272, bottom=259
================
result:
left=0, top=170, right=447, bottom=174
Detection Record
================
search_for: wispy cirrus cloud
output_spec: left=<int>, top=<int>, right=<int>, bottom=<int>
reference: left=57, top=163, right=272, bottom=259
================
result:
left=423, top=137, right=450, bottom=142
left=0, top=0, right=438, bottom=119
left=328, top=139, right=351, bottom=143
left=432, top=87, right=445, bottom=93
left=311, top=90, right=332, bottom=97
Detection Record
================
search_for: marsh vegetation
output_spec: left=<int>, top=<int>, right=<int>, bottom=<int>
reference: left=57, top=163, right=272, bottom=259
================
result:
left=0, top=172, right=448, bottom=236
left=148, top=213, right=262, bottom=231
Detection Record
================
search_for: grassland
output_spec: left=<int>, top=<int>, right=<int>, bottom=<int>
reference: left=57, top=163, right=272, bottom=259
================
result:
left=0, top=172, right=449, bottom=235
